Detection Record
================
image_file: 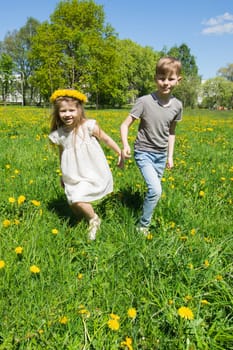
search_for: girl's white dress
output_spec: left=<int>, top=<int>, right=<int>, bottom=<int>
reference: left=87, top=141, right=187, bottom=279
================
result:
left=49, top=119, right=113, bottom=204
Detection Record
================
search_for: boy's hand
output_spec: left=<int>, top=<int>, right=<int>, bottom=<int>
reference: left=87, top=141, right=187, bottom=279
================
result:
left=166, top=157, right=174, bottom=169
left=122, top=146, right=131, bottom=159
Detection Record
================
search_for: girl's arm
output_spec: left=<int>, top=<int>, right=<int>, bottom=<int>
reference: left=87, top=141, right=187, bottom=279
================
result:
left=93, top=123, right=123, bottom=167
left=167, top=121, right=177, bottom=169
left=120, top=115, right=135, bottom=159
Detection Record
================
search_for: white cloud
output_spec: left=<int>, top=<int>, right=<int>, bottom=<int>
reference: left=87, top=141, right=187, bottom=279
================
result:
left=202, top=12, right=233, bottom=35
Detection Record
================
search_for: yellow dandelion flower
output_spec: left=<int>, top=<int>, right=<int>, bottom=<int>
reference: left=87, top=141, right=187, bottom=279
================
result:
left=59, top=316, right=68, bottom=324
left=3, top=219, right=11, bottom=227
left=201, top=299, right=209, bottom=305
left=146, top=233, right=153, bottom=240
left=188, top=263, right=194, bottom=270
left=204, top=260, right=210, bottom=267
left=14, top=169, right=20, bottom=175
left=199, top=190, right=205, bottom=197
left=30, top=265, right=40, bottom=274
left=5, top=164, right=10, bottom=169
left=110, top=313, right=120, bottom=320
left=184, top=295, right=192, bottom=302
left=52, top=228, right=59, bottom=235
left=15, top=246, right=23, bottom=255
left=190, top=228, right=196, bottom=235
left=127, top=307, right=137, bottom=319
left=77, top=273, right=83, bottom=280
left=107, top=318, right=120, bottom=331
left=18, top=195, right=26, bottom=205
left=215, top=274, right=223, bottom=281
left=168, top=299, right=174, bottom=305
left=177, top=306, right=194, bottom=320
left=14, top=219, right=20, bottom=225
left=0, top=260, right=6, bottom=269
left=180, top=235, right=188, bottom=241
left=120, top=336, right=133, bottom=350
left=8, top=197, right=16, bottom=204
left=31, top=200, right=41, bottom=207
left=170, top=221, right=176, bottom=229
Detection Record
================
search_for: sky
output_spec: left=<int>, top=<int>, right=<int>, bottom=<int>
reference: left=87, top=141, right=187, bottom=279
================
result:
left=0, top=0, right=233, bottom=80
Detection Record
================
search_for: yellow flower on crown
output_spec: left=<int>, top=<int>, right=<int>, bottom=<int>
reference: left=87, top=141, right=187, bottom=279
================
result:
left=50, top=89, right=87, bottom=103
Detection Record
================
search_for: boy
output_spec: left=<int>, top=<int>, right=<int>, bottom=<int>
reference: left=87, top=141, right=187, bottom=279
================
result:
left=120, top=57, right=183, bottom=235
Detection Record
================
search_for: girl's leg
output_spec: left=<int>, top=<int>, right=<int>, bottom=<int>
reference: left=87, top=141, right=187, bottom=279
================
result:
left=71, top=202, right=101, bottom=240
left=70, top=202, right=95, bottom=221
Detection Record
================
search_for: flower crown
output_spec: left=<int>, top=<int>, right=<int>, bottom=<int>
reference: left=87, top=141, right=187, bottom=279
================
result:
left=50, top=89, right=87, bottom=103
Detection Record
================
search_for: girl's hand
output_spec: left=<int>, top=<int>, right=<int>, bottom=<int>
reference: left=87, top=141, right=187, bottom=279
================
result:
left=117, top=152, right=125, bottom=169
left=166, top=157, right=174, bottom=169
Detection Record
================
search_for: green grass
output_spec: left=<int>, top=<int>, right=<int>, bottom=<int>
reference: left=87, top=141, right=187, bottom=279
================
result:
left=0, top=106, right=232, bottom=349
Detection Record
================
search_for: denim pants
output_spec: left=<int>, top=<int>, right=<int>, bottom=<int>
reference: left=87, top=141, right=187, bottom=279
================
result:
left=134, top=150, right=167, bottom=227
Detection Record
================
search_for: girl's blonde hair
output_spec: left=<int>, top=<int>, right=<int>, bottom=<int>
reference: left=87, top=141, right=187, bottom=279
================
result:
left=155, top=57, right=182, bottom=77
left=50, top=96, right=86, bottom=133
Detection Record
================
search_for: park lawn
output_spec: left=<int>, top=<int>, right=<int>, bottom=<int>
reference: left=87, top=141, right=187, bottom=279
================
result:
left=0, top=106, right=232, bottom=349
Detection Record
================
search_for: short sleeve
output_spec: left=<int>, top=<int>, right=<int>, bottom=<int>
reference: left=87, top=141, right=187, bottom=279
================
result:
left=48, top=130, right=60, bottom=145
left=130, top=97, right=144, bottom=119
left=86, top=119, right=96, bottom=136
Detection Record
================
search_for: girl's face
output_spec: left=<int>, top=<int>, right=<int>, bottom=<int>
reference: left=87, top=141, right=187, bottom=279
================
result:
left=58, top=100, right=80, bottom=129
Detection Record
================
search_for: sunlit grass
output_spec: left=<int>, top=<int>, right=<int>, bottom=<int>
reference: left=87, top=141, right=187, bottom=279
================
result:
left=0, top=106, right=232, bottom=349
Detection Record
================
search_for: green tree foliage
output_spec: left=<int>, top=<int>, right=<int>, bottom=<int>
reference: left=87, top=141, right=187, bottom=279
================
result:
left=2, top=17, right=40, bottom=105
left=200, top=77, right=233, bottom=109
left=0, top=53, right=14, bottom=102
left=218, top=63, right=233, bottom=82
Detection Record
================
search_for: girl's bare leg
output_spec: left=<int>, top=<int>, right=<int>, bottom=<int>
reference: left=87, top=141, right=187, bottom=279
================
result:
left=70, top=202, right=95, bottom=221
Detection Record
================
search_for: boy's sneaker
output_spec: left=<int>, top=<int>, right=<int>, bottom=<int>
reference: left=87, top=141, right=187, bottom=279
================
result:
left=88, top=214, right=101, bottom=240
left=136, top=226, right=149, bottom=236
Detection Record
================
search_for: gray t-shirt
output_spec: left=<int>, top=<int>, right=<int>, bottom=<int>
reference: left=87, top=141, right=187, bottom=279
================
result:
left=130, top=93, right=182, bottom=152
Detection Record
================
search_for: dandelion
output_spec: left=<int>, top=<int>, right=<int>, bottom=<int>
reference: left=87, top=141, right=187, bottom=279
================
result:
left=18, top=195, right=26, bottom=205
left=168, top=299, right=174, bottom=305
left=3, top=219, right=11, bottom=227
left=177, top=306, right=194, bottom=320
left=120, top=336, right=133, bottom=350
left=204, top=260, right=210, bottom=267
left=77, top=273, right=83, bottom=280
left=5, top=164, right=10, bottom=169
left=31, top=200, right=41, bottom=207
left=199, top=190, right=205, bottom=197
left=184, top=295, right=192, bottom=302
left=52, top=228, right=59, bottom=235
left=146, top=233, right=153, bottom=240
left=107, top=318, right=120, bottom=331
left=201, top=299, right=209, bottom=305
left=14, top=219, right=20, bottom=225
left=59, top=316, right=68, bottom=324
left=190, top=228, right=196, bottom=235
left=170, top=221, right=176, bottom=229
left=8, top=197, right=16, bottom=204
left=0, top=260, right=6, bottom=269
left=215, top=274, right=223, bottom=281
left=15, top=246, right=23, bottom=255
left=30, top=265, right=40, bottom=274
left=127, top=307, right=137, bottom=319
left=188, top=263, right=194, bottom=270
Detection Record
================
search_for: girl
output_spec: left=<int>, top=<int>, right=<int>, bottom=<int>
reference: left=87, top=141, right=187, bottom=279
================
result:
left=49, top=89, right=122, bottom=240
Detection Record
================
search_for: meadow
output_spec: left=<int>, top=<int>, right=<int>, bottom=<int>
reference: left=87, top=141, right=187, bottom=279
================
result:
left=0, top=106, right=232, bottom=350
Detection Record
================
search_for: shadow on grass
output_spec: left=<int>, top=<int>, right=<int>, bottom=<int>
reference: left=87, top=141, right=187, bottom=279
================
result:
left=47, top=186, right=143, bottom=224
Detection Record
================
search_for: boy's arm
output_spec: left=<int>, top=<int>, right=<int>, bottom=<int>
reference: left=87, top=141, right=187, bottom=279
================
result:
left=167, top=121, right=177, bottom=169
left=120, top=115, right=135, bottom=159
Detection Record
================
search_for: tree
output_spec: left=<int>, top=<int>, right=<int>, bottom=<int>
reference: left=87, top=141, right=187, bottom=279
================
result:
left=218, top=63, right=233, bottom=82
left=200, top=77, right=233, bottom=109
left=2, top=17, right=40, bottom=105
left=0, top=53, right=14, bottom=103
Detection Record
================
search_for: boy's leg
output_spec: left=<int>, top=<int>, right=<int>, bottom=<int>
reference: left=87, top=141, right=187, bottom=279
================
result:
left=135, top=151, right=166, bottom=228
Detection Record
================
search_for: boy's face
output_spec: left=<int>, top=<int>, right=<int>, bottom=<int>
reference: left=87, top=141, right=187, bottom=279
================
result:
left=155, top=72, right=181, bottom=96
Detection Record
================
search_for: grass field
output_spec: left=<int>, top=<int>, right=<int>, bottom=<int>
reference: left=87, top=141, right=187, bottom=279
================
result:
left=0, top=106, right=232, bottom=349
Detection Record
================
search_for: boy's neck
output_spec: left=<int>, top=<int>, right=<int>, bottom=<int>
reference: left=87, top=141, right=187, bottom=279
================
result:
left=154, top=91, right=172, bottom=107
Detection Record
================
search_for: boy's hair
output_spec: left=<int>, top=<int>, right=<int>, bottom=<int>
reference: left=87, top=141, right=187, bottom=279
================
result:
left=155, top=57, right=182, bottom=76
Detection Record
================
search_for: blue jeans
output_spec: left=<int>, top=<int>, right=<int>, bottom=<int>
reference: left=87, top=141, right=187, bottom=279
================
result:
left=134, top=150, right=167, bottom=227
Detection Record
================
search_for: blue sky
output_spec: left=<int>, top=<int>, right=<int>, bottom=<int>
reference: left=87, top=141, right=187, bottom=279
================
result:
left=0, top=0, right=232, bottom=80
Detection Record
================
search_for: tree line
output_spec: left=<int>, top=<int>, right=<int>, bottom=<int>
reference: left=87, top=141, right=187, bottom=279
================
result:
left=0, top=0, right=233, bottom=109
